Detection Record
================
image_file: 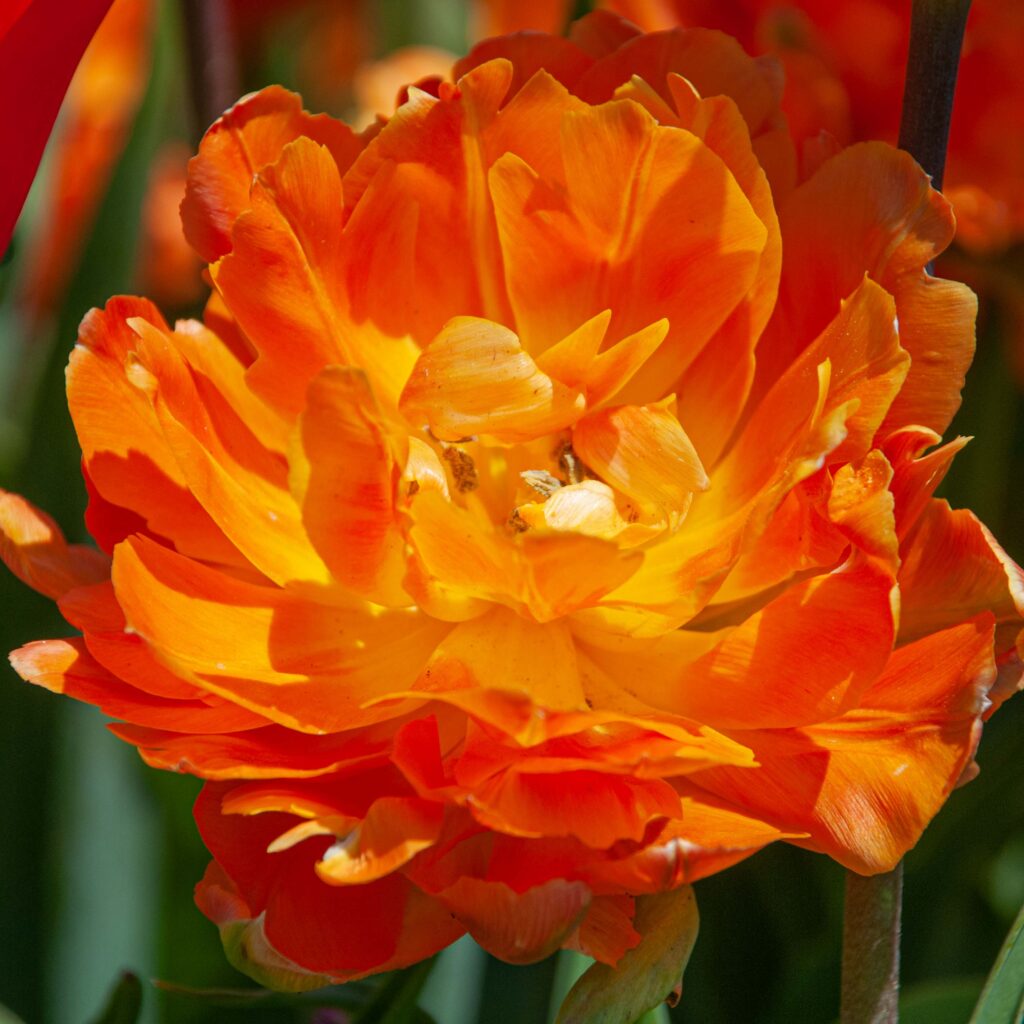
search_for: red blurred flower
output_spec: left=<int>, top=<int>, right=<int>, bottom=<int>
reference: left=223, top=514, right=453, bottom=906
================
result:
left=16, top=0, right=153, bottom=323
left=0, top=0, right=115, bottom=253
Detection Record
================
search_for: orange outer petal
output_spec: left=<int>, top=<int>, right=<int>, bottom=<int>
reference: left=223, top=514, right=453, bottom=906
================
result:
left=111, top=536, right=448, bottom=734
left=437, top=876, right=591, bottom=964
left=182, top=85, right=365, bottom=263
left=693, top=617, right=998, bottom=873
left=10, top=637, right=258, bottom=733
left=70, top=298, right=244, bottom=565
left=0, top=490, right=109, bottom=599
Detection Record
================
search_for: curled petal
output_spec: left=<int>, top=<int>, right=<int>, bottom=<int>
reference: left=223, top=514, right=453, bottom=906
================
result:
left=196, top=785, right=462, bottom=981
left=573, top=399, right=708, bottom=518
left=0, top=491, right=108, bottom=600
left=10, top=637, right=257, bottom=733
left=182, top=86, right=365, bottom=263
left=898, top=501, right=1024, bottom=645
left=316, top=798, right=445, bottom=885
left=400, top=317, right=585, bottom=442
left=438, top=876, right=591, bottom=964
left=70, top=298, right=243, bottom=564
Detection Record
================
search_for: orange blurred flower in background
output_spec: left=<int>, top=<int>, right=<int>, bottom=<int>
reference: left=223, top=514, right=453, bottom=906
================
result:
left=603, top=0, right=1024, bottom=253
left=2, top=10, right=1022, bottom=988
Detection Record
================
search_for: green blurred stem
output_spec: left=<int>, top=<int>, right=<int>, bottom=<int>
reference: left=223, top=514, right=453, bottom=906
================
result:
left=840, top=866, right=903, bottom=1024
left=181, top=0, right=238, bottom=140
left=898, top=0, right=973, bottom=190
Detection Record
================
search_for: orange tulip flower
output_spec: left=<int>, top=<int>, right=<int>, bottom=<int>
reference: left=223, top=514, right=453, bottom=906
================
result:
left=604, top=0, right=1024, bottom=253
left=3, top=13, right=1022, bottom=987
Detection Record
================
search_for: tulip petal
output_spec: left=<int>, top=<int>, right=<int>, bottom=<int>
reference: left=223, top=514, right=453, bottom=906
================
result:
left=438, top=876, right=591, bottom=964
left=0, top=0, right=114, bottom=251
left=59, top=580, right=199, bottom=700
left=573, top=399, right=708, bottom=518
left=212, top=136, right=420, bottom=415
left=757, top=143, right=973, bottom=437
left=342, top=61, right=516, bottom=343
left=316, top=797, right=445, bottom=885
left=110, top=721, right=397, bottom=779
left=70, top=298, right=244, bottom=564
left=111, top=536, right=448, bottom=734
left=195, top=784, right=462, bottom=980
left=587, top=558, right=897, bottom=729
left=182, top=86, right=365, bottom=263
left=490, top=97, right=766, bottom=375
left=587, top=789, right=802, bottom=893
left=407, top=490, right=642, bottom=621
left=576, top=28, right=783, bottom=135
left=125, top=316, right=333, bottom=588
left=565, top=894, right=641, bottom=966
left=694, top=618, right=998, bottom=873
left=468, top=767, right=681, bottom=847
left=413, top=605, right=586, bottom=712
left=400, top=317, right=585, bottom=442
left=10, top=637, right=257, bottom=733
left=292, top=366, right=408, bottom=605
left=707, top=276, right=908, bottom=520
left=898, top=500, right=1024, bottom=645
left=0, top=491, right=109, bottom=599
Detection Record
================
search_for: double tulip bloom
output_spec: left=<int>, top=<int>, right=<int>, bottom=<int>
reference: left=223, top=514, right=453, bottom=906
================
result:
left=2, top=12, right=1022, bottom=987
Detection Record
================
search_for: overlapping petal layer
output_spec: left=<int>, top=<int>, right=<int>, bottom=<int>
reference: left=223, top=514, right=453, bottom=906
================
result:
left=2, top=11, right=1021, bottom=987
left=603, top=0, right=1024, bottom=252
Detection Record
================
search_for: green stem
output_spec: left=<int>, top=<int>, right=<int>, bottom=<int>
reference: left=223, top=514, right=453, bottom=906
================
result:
left=840, top=866, right=904, bottom=1024
left=897, top=0, right=973, bottom=189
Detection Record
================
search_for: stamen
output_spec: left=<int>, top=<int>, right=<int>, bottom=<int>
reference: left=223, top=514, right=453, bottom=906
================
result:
left=442, top=445, right=479, bottom=492
left=555, top=442, right=587, bottom=485
left=507, top=508, right=529, bottom=533
left=521, top=469, right=562, bottom=498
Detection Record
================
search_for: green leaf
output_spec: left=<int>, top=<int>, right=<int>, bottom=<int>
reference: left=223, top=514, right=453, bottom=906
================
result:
left=153, top=978, right=367, bottom=1010
left=87, top=972, right=143, bottom=1024
left=0, top=1003, right=27, bottom=1024
left=555, top=886, right=699, bottom=1024
left=970, top=900, right=1024, bottom=1024
left=356, top=957, right=438, bottom=1024
left=218, top=918, right=334, bottom=993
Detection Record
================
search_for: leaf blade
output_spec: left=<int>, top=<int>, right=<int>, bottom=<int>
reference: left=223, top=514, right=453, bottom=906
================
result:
left=555, top=887, right=699, bottom=1024
left=970, top=901, right=1024, bottom=1024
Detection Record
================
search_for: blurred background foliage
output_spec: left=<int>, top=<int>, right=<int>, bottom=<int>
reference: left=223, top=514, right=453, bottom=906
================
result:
left=0, top=1, right=1021, bottom=1022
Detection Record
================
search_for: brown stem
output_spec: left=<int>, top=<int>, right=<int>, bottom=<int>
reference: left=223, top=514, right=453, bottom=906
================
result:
left=840, top=865, right=904, bottom=1024
left=181, top=0, right=239, bottom=140
left=897, top=0, right=973, bottom=189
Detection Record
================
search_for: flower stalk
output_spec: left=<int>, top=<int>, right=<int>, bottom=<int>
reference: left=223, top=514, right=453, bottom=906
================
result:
left=181, top=0, right=239, bottom=142
left=840, top=866, right=904, bottom=1024
left=840, top=4, right=973, bottom=1022
left=898, top=0, right=973, bottom=189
